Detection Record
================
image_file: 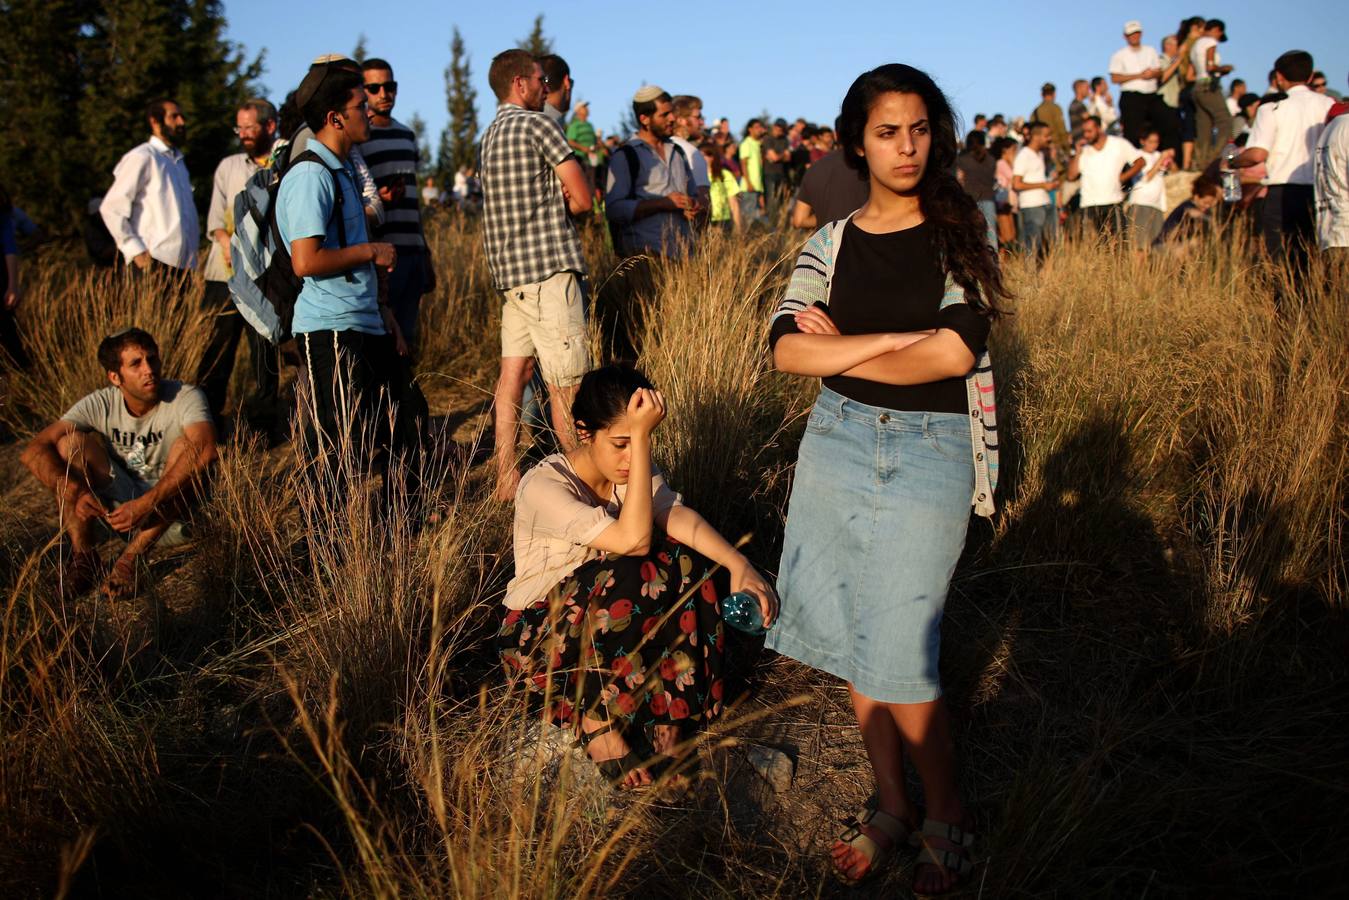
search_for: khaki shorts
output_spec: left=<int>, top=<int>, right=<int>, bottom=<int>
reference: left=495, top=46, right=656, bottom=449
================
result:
left=500, top=271, right=591, bottom=387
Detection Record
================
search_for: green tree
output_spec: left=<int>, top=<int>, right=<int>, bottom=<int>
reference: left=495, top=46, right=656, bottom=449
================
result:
left=0, top=0, right=261, bottom=235
left=519, top=14, right=552, bottom=56
left=351, top=33, right=368, bottom=63
left=407, top=113, right=433, bottom=180
left=436, top=27, right=479, bottom=183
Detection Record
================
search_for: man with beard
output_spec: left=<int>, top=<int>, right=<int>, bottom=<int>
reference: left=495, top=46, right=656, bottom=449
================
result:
left=100, top=99, right=200, bottom=281
left=194, top=99, right=283, bottom=436
left=21, top=328, right=217, bottom=600
left=605, top=86, right=700, bottom=257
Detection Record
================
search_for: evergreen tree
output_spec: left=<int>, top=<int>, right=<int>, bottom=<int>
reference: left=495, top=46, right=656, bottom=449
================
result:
left=437, top=27, right=479, bottom=184
left=519, top=14, right=552, bottom=57
left=0, top=0, right=261, bottom=235
left=407, top=113, right=433, bottom=180
left=351, top=33, right=369, bottom=63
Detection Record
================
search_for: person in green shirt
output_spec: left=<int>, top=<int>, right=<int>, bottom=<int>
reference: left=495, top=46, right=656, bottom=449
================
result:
left=700, top=141, right=743, bottom=232
left=739, top=118, right=766, bottom=222
left=565, top=101, right=599, bottom=163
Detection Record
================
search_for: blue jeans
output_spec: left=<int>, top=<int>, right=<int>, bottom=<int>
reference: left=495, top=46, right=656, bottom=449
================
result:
left=1019, top=205, right=1050, bottom=256
left=976, top=200, right=997, bottom=248
left=738, top=190, right=762, bottom=224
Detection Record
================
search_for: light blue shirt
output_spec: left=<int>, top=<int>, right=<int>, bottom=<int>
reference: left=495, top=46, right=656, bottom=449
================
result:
left=604, top=137, right=696, bottom=256
left=276, top=140, right=383, bottom=335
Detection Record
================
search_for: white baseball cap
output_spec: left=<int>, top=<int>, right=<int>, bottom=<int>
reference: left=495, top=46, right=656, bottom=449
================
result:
left=1124, top=20, right=1143, bottom=35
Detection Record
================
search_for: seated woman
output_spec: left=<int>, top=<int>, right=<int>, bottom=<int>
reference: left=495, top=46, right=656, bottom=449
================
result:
left=498, top=365, right=774, bottom=789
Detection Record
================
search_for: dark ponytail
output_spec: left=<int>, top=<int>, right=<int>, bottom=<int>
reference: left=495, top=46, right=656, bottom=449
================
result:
left=838, top=64, right=1009, bottom=317
left=571, top=365, right=655, bottom=435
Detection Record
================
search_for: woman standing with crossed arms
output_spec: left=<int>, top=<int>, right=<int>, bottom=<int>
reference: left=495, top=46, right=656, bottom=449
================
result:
left=768, top=64, right=1005, bottom=894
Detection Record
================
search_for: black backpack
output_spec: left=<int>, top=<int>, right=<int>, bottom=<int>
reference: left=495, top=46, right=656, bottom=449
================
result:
left=230, top=140, right=358, bottom=343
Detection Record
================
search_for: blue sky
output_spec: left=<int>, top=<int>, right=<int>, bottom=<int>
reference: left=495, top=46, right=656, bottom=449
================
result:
left=223, top=0, right=1346, bottom=153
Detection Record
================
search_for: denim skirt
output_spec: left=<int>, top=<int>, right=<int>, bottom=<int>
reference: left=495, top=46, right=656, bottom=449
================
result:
left=767, top=387, right=974, bottom=704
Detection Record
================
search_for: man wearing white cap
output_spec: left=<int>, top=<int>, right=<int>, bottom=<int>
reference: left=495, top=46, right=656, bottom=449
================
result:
left=605, top=86, right=700, bottom=258
left=1110, top=21, right=1176, bottom=151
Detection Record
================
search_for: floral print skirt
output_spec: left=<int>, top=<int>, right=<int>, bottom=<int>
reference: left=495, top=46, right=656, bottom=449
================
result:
left=498, top=535, right=727, bottom=737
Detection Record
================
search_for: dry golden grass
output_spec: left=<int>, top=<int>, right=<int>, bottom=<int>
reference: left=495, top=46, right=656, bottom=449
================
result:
left=0, top=208, right=1345, bottom=897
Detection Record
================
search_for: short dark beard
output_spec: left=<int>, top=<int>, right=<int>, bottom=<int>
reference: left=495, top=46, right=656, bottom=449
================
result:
left=159, top=124, right=187, bottom=147
left=241, top=135, right=273, bottom=159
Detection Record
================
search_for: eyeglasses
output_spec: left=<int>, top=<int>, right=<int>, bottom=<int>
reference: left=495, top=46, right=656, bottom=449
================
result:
left=364, top=81, right=397, bottom=94
left=1310, top=81, right=1328, bottom=89
left=341, top=100, right=369, bottom=116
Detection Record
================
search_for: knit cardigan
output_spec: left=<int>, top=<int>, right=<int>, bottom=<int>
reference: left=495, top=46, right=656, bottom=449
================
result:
left=770, top=216, right=1000, bottom=517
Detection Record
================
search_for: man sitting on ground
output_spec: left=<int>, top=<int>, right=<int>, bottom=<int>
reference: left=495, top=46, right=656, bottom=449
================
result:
left=21, top=329, right=218, bottom=599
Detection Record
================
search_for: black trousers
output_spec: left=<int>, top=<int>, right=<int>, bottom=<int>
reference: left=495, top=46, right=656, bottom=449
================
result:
left=1260, top=184, right=1316, bottom=269
left=296, top=329, right=425, bottom=507
left=193, top=280, right=281, bottom=427
left=1083, top=203, right=1125, bottom=235
left=1120, top=91, right=1180, bottom=154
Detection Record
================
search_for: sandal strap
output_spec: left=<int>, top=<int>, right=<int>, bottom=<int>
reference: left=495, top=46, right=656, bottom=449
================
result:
left=856, top=807, right=913, bottom=847
left=834, top=810, right=905, bottom=887
left=916, top=842, right=975, bottom=878
left=920, top=817, right=975, bottom=848
left=576, top=720, right=621, bottom=748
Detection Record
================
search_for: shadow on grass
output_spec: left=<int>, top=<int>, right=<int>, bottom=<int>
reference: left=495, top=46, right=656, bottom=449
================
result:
left=944, top=405, right=1349, bottom=896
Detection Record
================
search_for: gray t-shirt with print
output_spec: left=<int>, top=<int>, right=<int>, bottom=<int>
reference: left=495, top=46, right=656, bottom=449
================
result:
left=62, top=381, right=210, bottom=485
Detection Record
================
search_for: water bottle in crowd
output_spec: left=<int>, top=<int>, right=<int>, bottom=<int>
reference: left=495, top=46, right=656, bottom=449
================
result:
left=1221, top=143, right=1241, bottom=203
left=721, top=591, right=769, bottom=635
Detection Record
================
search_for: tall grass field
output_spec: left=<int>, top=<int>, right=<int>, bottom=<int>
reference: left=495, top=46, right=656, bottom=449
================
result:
left=0, top=212, right=1345, bottom=897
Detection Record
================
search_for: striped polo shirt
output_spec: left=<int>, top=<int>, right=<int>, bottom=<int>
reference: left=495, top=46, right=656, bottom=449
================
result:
left=361, top=117, right=426, bottom=252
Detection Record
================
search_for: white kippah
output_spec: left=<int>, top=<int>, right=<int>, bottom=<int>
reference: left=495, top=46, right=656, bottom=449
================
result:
left=633, top=85, right=666, bottom=104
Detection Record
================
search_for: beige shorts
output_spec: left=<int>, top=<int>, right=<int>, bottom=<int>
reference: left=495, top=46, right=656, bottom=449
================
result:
left=500, top=270, right=591, bottom=387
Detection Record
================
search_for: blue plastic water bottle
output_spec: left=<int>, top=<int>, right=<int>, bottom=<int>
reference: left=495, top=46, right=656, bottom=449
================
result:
left=721, top=591, right=769, bottom=635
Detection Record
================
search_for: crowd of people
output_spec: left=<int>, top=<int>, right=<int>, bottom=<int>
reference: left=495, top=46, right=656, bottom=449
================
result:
left=946, top=19, right=1346, bottom=264
left=6, top=22, right=1347, bottom=896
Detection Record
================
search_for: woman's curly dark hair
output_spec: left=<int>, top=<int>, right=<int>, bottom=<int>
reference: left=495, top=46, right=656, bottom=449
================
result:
left=838, top=64, right=1009, bottom=317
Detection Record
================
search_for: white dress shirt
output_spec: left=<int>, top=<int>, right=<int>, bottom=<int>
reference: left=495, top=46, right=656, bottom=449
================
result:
left=204, top=152, right=263, bottom=282
left=1248, top=85, right=1336, bottom=186
left=1110, top=45, right=1162, bottom=94
left=100, top=135, right=200, bottom=270
left=670, top=135, right=711, bottom=191
left=1314, top=114, right=1349, bottom=250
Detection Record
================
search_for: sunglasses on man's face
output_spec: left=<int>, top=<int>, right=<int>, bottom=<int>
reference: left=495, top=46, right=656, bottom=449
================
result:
left=1311, top=81, right=1328, bottom=89
left=364, top=81, right=397, bottom=95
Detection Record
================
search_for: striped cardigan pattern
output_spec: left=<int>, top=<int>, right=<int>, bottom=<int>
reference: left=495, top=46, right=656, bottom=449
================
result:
left=771, top=217, right=1000, bottom=517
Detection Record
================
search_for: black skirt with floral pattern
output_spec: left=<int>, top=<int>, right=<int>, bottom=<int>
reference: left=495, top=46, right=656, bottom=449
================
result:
left=498, top=535, right=727, bottom=736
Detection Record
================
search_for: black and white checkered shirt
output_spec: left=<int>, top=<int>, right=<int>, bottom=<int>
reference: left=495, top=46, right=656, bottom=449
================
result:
left=480, top=104, right=586, bottom=291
